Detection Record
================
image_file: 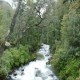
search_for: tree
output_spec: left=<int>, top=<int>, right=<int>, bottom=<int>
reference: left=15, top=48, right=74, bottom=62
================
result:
left=7, top=0, right=23, bottom=41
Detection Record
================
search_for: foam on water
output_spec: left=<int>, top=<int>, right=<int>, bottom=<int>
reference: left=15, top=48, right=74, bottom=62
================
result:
left=9, top=44, right=58, bottom=80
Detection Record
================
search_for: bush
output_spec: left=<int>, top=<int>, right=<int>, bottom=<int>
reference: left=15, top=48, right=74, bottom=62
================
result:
left=0, top=44, right=36, bottom=79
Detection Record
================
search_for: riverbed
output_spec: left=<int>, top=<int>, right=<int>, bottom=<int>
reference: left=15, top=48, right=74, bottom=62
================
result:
left=9, top=44, right=58, bottom=80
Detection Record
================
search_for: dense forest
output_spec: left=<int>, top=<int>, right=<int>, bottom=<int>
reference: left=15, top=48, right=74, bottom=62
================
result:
left=0, top=0, right=80, bottom=80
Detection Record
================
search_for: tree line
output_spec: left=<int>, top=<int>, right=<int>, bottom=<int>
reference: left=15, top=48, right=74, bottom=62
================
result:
left=0, top=0, right=80, bottom=80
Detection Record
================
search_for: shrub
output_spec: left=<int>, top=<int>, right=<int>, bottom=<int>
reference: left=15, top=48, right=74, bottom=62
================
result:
left=0, top=44, right=36, bottom=79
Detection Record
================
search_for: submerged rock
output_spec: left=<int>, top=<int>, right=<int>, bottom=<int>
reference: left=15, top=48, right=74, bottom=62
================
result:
left=13, top=73, right=17, bottom=76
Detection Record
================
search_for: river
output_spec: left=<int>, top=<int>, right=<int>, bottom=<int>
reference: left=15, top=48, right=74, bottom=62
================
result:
left=9, top=44, right=58, bottom=80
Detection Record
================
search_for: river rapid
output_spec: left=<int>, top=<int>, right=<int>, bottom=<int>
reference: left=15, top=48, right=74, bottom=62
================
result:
left=9, top=44, right=58, bottom=80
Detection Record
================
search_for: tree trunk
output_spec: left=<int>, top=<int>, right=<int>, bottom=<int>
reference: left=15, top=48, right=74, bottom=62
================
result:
left=7, top=0, right=22, bottom=41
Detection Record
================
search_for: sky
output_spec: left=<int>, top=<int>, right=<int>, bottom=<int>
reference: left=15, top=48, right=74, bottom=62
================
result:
left=4, top=0, right=57, bottom=5
left=3, top=0, right=58, bottom=9
left=3, top=0, right=16, bottom=9
left=4, top=0, right=13, bottom=6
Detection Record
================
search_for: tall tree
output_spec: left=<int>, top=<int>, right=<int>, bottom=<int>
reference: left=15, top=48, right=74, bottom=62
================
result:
left=7, top=0, right=23, bottom=41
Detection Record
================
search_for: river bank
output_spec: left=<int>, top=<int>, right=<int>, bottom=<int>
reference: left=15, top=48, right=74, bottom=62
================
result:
left=0, top=44, right=37, bottom=80
left=8, top=44, right=58, bottom=80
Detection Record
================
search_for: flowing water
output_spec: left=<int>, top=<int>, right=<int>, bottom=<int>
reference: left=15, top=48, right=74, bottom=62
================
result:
left=9, top=44, right=58, bottom=80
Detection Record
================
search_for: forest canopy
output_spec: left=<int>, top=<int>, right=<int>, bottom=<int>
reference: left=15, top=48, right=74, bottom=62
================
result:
left=0, top=0, right=80, bottom=80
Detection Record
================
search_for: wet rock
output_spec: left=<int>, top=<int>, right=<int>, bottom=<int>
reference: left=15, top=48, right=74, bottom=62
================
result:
left=45, top=54, right=49, bottom=56
left=21, top=72, right=24, bottom=75
left=35, top=70, right=42, bottom=77
left=21, top=69, right=24, bottom=75
left=35, top=68, right=38, bottom=70
left=7, top=75, right=12, bottom=80
left=13, top=73, right=17, bottom=76
left=49, top=74, right=54, bottom=77
left=21, top=69, right=24, bottom=71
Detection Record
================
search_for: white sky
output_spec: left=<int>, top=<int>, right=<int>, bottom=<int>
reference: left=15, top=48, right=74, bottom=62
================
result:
left=4, top=0, right=57, bottom=5
left=3, top=0, right=58, bottom=9
left=4, top=0, right=13, bottom=6
left=3, top=0, right=17, bottom=9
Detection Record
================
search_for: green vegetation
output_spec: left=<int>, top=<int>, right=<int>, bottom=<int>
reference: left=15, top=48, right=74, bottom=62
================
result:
left=50, top=0, right=80, bottom=80
left=0, top=44, right=36, bottom=80
left=0, top=1, right=40, bottom=80
left=0, top=1, right=13, bottom=42
left=0, top=0, right=80, bottom=80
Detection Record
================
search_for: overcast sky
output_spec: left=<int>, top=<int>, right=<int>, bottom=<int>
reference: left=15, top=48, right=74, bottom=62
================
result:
left=4, top=0, right=13, bottom=6
left=4, top=0, right=57, bottom=5
left=3, top=0, right=17, bottom=9
left=3, top=0, right=57, bottom=9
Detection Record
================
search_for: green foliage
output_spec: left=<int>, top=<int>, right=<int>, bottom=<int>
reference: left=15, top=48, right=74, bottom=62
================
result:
left=0, top=45, right=36, bottom=79
left=0, top=0, right=80, bottom=80
left=0, top=2, right=13, bottom=42
left=50, top=0, right=80, bottom=80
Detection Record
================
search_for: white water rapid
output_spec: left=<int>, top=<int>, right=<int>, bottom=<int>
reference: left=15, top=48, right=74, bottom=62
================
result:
left=9, top=44, right=58, bottom=80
